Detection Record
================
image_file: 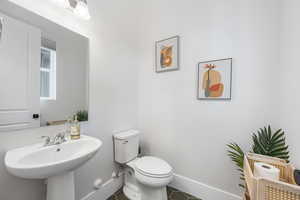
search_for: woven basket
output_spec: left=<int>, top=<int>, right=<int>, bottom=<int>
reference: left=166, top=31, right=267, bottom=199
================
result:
left=244, top=153, right=300, bottom=200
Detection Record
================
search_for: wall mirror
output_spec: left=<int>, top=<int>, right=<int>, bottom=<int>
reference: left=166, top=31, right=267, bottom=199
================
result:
left=0, top=2, right=89, bottom=131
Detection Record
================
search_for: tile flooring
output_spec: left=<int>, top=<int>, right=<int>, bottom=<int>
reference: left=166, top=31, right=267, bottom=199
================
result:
left=107, top=187, right=201, bottom=200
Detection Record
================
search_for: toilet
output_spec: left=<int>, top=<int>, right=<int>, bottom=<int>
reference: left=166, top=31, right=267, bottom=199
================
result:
left=114, top=130, right=173, bottom=200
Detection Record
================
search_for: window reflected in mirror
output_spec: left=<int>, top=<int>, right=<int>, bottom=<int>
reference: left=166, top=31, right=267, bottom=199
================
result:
left=40, top=38, right=57, bottom=100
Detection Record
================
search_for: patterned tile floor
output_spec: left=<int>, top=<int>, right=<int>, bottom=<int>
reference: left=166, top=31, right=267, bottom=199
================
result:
left=107, top=187, right=201, bottom=200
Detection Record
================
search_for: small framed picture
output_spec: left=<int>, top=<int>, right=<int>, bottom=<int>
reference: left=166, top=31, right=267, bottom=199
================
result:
left=155, top=36, right=179, bottom=73
left=197, top=58, right=232, bottom=100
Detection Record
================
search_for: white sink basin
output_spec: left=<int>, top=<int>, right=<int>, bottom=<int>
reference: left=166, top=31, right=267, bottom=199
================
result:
left=5, top=135, right=102, bottom=179
left=5, top=135, right=102, bottom=200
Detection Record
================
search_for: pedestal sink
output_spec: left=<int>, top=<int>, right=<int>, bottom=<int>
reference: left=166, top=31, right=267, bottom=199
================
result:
left=5, top=135, right=102, bottom=200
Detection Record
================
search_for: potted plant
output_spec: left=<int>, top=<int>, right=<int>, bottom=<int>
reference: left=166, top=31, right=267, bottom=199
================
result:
left=227, top=125, right=290, bottom=199
left=75, top=110, right=88, bottom=122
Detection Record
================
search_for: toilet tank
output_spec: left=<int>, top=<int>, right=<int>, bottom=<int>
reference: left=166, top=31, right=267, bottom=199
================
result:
left=114, top=130, right=140, bottom=164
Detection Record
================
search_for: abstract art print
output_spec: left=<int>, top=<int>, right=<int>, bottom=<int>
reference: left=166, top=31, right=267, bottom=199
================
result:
left=197, top=58, right=232, bottom=100
left=155, top=36, right=179, bottom=73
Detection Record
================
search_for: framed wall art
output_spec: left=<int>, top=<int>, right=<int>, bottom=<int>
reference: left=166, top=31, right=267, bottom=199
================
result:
left=155, top=36, right=179, bottom=73
left=197, top=58, right=232, bottom=100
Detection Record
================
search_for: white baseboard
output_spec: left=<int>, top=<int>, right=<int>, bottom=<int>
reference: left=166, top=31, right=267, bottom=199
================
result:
left=80, top=173, right=241, bottom=200
left=80, top=176, right=123, bottom=200
left=169, top=174, right=242, bottom=200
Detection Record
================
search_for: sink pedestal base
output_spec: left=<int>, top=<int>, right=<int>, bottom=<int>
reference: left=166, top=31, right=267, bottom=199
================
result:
left=47, top=172, right=75, bottom=200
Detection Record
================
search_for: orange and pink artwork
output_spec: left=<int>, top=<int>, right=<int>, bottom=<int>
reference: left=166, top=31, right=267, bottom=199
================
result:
left=156, top=36, right=179, bottom=73
left=197, top=58, right=232, bottom=100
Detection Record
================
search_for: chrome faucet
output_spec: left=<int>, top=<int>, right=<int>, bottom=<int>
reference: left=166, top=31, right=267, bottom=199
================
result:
left=53, top=132, right=67, bottom=144
left=41, top=132, right=67, bottom=147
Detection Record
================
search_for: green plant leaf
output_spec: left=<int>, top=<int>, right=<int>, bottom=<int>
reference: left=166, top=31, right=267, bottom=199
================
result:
left=227, top=143, right=245, bottom=189
left=252, top=125, right=289, bottom=163
left=75, top=110, right=88, bottom=122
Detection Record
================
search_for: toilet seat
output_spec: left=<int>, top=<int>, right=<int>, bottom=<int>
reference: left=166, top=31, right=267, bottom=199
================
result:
left=135, top=156, right=173, bottom=178
left=126, top=156, right=173, bottom=188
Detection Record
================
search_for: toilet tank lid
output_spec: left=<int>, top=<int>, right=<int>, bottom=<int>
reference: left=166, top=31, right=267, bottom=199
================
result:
left=114, top=130, right=140, bottom=140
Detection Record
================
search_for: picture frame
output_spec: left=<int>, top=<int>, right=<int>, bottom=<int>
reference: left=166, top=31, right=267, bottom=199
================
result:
left=155, top=36, right=179, bottom=73
left=197, top=58, right=232, bottom=100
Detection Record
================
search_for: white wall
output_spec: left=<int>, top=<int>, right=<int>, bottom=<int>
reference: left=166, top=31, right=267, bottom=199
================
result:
left=137, top=0, right=281, bottom=196
left=74, top=0, right=140, bottom=198
left=279, top=0, right=300, bottom=169
left=0, top=0, right=140, bottom=200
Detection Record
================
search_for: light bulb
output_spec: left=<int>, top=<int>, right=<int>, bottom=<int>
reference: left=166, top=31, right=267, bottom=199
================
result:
left=74, top=0, right=91, bottom=20
left=51, top=0, right=70, bottom=8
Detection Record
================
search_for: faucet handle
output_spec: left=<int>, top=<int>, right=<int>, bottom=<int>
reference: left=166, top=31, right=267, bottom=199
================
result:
left=58, top=132, right=66, bottom=139
left=41, top=135, right=50, bottom=140
left=41, top=136, right=51, bottom=146
left=60, top=132, right=67, bottom=142
left=53, top=132, right=67, bottom=144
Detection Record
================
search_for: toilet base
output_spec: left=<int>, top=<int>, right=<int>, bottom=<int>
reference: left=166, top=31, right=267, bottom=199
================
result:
left=124, top=183, right=141, bottom=200
left=123, top=167, right=168, bottom=200
left=124, top=183, right=168, bottom=200
left=139, top=184, right=168, bottom=200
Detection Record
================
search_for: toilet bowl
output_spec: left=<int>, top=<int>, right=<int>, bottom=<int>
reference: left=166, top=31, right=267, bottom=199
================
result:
left=134, top=156, right=173, bottom=187
left=113, top=130, right=173, bottom=200
left=124, top=156, right=173, bottom=200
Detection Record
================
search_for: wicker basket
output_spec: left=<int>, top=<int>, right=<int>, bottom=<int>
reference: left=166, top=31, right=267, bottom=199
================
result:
left=244, top=153, right=300, bottom=200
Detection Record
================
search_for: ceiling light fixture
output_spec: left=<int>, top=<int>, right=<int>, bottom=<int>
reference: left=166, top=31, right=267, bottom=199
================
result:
left=73, top=0, right=91, bottom=20
left=50, top=0, right=91, bottom=20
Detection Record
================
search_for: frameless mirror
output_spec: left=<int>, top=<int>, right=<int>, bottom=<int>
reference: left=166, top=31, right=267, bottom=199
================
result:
left=0, top=2, right=89, bottom=131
